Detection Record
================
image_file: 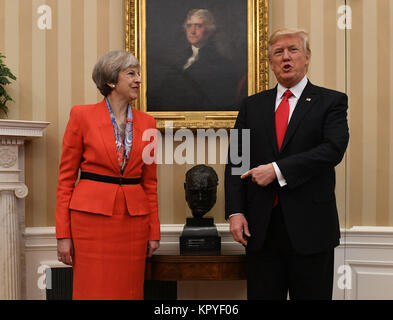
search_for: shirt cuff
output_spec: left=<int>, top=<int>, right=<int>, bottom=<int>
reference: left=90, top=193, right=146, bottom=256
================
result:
left=227, top=213, right=244, bottom=220
left=272, top=162, right=287, bottom=187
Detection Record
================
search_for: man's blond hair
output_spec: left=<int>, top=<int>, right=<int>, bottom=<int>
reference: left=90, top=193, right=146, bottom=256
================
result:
left=268, top=28, right=311, bottom=58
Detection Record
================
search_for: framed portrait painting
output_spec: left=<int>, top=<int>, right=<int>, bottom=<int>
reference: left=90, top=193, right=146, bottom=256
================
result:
left=125, top=0, right=269, bottom=129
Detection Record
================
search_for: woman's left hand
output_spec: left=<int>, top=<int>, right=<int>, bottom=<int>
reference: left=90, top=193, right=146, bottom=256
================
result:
left=147, top=240, right=160, bottom=257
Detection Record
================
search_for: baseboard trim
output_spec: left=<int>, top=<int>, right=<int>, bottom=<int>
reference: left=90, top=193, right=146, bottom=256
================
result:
left=25, top=224, right=245, bottom=255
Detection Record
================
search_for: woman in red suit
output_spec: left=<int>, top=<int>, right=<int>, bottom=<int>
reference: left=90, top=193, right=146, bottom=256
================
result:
left=56, top=51, right=160, bottom=300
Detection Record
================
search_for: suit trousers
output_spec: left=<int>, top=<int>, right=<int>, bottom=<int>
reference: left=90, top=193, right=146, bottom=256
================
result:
left=246, top=204, right=334, bottom=300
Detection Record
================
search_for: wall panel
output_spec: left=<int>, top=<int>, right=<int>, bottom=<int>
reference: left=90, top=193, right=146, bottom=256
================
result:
left=0, top=0, right=392, bottom=228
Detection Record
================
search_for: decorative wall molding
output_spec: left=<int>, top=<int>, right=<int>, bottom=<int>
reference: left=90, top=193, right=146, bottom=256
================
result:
left=339, top=227, right=393, bottom=249
left=345, top=260, right=393, bottom=300
left=24, top=224, right=245, bottom=255
left=0, top=120, right=50, bottom=139
left=0, top=147, right=18, bottom=168
left=0, top=120, right=50, bottom=300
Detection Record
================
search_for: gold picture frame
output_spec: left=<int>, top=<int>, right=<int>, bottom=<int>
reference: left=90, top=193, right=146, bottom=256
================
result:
left=125, top=0, right=269, bottom=129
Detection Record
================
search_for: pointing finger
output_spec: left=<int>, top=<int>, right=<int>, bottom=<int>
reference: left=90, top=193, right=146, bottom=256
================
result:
left=241, top=170, right=251, bottom=179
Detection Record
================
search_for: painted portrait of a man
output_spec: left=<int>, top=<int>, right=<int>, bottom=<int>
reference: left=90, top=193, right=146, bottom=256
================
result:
left=146, top=0, right=248, bottom=112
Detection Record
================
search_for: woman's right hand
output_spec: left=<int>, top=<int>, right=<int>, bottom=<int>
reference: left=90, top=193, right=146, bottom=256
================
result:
left=57, top=238, right=74, bottom=266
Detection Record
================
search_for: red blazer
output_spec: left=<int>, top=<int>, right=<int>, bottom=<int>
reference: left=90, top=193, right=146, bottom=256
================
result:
left=55, top=99, right=160, bottom=240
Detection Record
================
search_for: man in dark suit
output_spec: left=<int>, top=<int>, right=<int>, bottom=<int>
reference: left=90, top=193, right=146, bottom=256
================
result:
left=225, top=28, right=349, bottom=300
left=147, top=9, right=241, bottom=111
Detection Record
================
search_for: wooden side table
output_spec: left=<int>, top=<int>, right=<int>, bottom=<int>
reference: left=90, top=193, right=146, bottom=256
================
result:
left=145, top=255, right=247, bottom=281
left=144, top=254, right=246, bottom=299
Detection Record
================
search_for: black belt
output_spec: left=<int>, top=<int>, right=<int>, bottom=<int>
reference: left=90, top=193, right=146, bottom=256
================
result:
left=80, top=172, right=141, bottom=185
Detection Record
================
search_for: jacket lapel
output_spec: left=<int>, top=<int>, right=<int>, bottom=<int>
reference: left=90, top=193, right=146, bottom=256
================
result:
left=280, top=81, right=319, bottom=152
left=262, top=87, right=279, bottom=155
left=123, top=108, right=141, bottom=176
left=97, top=99, right=121, bottom=174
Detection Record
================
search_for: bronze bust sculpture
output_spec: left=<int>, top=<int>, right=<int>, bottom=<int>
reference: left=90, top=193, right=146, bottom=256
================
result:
left=180, top=165, right=221, bottom=255
left=184, top=164, right=218, bottom=218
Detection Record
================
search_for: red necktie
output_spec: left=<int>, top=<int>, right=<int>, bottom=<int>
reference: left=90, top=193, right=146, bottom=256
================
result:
left=275, top=89, right=293, bottom=151
left=273, top=89, right=293, bottom=207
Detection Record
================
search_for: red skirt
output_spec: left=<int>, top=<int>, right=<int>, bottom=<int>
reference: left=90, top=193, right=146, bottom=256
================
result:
left=70, top=187, right=149, bottom=300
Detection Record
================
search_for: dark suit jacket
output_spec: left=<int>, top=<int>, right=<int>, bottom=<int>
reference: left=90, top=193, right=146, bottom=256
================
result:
left=225, top=81, right=349, bottom=255
left=148, top=41, right=241, bottom=111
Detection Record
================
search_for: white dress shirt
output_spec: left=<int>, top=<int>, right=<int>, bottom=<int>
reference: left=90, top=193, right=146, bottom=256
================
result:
left=272, top=75, right=308, bottom=186
left=228, top=76, right=308, bottom=220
